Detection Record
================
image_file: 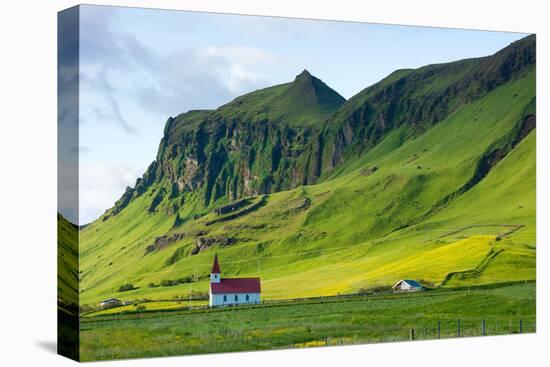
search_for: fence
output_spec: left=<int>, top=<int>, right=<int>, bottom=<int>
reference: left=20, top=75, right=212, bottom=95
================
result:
left=406, top=318, right=533, bottom=341
left=317, top=318, right=535, bottom=348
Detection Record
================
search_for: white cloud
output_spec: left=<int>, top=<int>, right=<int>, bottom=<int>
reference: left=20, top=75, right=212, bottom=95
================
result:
left=80, top=9, right=301, bottom=119
left=77, top=7, right=304, bottom=223
left=227, top=63, right=262, bottom=93
left=132, top=45, right=298, bottom=115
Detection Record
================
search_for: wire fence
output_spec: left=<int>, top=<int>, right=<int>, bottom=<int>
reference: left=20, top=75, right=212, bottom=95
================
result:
left=316, top=318, right=535, bottom=348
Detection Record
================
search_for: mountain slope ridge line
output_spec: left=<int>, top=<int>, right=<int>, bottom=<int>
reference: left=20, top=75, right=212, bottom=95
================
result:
left=98, top=35, right=535, bottom=222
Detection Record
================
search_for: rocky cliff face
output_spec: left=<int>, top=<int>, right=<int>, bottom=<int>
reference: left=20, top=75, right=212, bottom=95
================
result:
left=108, top=70, right=345, bottom=217
left=107, top=35, right=535, bottom=221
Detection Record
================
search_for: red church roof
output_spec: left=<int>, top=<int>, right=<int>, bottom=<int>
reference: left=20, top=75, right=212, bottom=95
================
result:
left=211, top=278, right=261, bottom=294
left=211, top=254, right=221, bottom=273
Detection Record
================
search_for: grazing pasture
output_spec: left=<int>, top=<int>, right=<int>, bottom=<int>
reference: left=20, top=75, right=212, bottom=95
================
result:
left=80, top=282, right=535, bottom=361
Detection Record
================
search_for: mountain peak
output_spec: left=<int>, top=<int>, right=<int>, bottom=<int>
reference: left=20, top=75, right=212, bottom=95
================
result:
left=295, top=69, right=313, bottom=80
left=216, top=69, right=345, bottom=128
left=286, top=69, right=346, bottom=116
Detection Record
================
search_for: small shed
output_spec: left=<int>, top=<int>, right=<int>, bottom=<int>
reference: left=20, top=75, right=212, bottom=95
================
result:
left=392, top=279, right=423, bottom=292
left=99, top=298, right=123, bottom=309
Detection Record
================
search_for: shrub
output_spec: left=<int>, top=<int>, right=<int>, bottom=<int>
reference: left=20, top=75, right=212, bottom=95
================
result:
left=358, top=285, right=391, bottom=295
left=190, top=290, right=208, bottom=300
left=118, top=283, right=137, bottom=292
left=160, top=276, right=194, bottom=287
left=178, top=276, right=193, bottom=284
left=418, top=279, right=435, bottom=289
left=160, top=279, right=175, bottom=287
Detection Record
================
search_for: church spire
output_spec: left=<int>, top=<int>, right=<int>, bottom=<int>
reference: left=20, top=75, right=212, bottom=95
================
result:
left=212, top=253, right=221, bottom=274
left=211, top=254, right=221, bottom=283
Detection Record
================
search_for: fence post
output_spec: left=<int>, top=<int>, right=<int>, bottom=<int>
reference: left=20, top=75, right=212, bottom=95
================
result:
left=457, top=318, right=461, bottom=337
left=437, top=320, right=441, bottom=339
left=520, top=319, right=523, bottom=334
left=482, top=319, right=486, bottom=336
left=410, top=328, right=415, bottom=341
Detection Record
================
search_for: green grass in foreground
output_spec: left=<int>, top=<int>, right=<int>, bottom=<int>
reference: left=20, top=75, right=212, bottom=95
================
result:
left=79, top=283, right=535, bottom=361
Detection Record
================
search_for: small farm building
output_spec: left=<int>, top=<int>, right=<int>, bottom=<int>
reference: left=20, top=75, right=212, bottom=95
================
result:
left=392, top=279, right=423, bottom=292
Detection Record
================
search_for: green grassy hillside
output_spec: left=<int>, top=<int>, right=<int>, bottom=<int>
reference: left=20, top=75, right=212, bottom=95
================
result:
left=79, top=59, right=535, bottom=307
left=58, top=213, right=79, bottom=306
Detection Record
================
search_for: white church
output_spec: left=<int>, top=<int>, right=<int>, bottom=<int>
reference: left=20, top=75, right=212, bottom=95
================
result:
left=209, top=254, right=261, bottom=307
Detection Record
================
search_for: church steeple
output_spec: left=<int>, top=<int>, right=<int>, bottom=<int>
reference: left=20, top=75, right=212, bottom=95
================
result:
left=211, top=254, right=221, bottom=283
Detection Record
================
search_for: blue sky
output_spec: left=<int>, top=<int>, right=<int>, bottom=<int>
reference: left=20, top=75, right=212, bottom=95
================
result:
left=75, top=4, right=528, bottom=224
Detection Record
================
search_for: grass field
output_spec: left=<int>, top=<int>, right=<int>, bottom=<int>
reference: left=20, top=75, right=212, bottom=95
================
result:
left=79, top=282, right=535, bottom=361
left=77, top=69, right=535, bottom=307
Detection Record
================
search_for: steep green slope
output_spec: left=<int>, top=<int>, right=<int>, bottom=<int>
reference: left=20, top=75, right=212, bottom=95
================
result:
left=79, top=54, right=535, bottom=307
left=58, top=213, right=79, bottom=306
left=319, top=35, right=535, bottom=177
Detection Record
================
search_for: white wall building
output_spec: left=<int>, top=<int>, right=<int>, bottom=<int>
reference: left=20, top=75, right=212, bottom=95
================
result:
left=392, top=279, right=423, bottom=292
left=209, top=254, right=261, bottom=307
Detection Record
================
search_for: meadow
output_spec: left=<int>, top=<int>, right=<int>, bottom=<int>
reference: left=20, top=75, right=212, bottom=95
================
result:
left=78, top=69, right=536, bottom=307
left=79, top=282, right=535, bottom=361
